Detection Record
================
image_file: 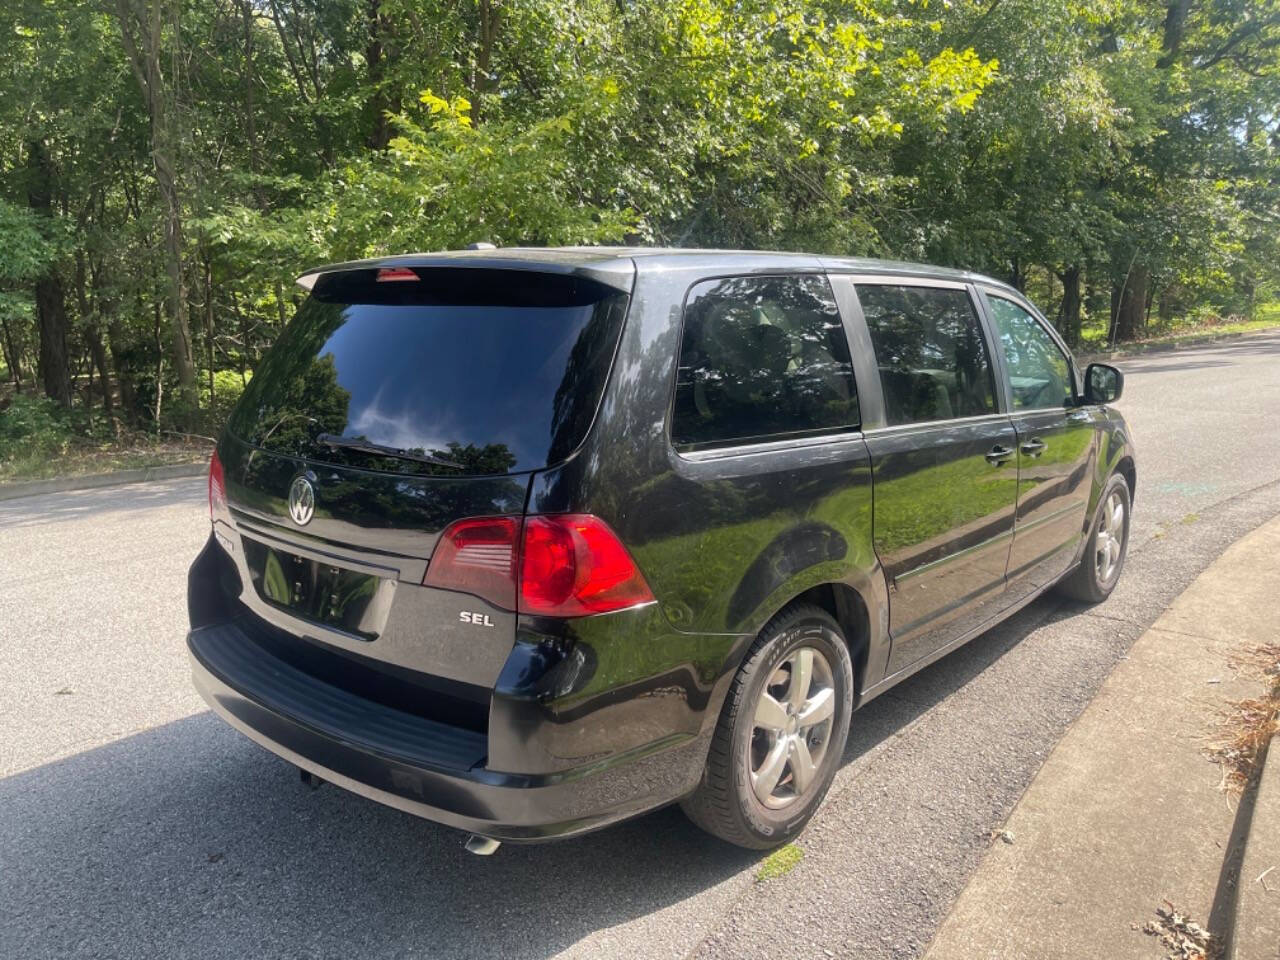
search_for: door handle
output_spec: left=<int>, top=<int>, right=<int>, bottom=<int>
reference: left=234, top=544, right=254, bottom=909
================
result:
left=985, top=445, right=1015, bottom=466
left=1020, top=438, right=1047, bottom=458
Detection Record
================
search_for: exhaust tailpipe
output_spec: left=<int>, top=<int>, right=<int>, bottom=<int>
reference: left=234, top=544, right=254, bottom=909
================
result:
left=464, top=834, right=501, bottom=856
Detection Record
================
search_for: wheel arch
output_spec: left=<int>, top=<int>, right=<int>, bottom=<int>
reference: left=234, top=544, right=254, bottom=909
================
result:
left=1115, top=454, right=1136, bottom=504
left=752, top=581, right=876, bottom=706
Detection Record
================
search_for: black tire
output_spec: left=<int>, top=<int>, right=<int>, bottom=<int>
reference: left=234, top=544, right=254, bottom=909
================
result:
left=680, top=603, right=854, bottom=849
left=1057, top=472, right=1132, bottom=603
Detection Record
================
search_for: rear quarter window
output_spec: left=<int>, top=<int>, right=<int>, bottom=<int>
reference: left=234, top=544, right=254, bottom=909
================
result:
left=227, top=269, right=628, bottom=476
left=671, top=274, right=859, bottom=450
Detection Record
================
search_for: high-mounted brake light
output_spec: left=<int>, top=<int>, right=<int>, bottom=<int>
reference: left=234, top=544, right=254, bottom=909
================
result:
left=208, top=449, right=227, bottom=519
left=375, top=267, right=420, bottom=282
left=423, top=514, right=654, bottom=617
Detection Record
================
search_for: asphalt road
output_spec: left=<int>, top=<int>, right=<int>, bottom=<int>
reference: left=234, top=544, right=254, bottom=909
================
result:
left=3, top=332, right=1280, bottom=960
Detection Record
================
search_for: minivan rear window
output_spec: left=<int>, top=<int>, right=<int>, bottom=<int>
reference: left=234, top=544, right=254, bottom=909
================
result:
left=227, top=268, right=629, bottom=476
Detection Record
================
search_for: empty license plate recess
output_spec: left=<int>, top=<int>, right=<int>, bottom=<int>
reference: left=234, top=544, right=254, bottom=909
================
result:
left=241, top=537, right=393, bottom=641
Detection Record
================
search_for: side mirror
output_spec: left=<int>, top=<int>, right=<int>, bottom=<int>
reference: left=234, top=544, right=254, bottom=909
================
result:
left=1084, top=363, right=1124, bottom=404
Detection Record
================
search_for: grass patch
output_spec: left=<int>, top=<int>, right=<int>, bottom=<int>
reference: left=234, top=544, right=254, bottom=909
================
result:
left=0, top=443, right=208, bottom=484
left=756, top=842, right=804, bottom=882
left=1080, top=301, right=1280, bottom=354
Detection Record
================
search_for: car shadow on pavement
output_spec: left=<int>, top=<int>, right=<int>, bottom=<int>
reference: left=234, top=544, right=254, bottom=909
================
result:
left=1, top=593, right=1071, bottom=960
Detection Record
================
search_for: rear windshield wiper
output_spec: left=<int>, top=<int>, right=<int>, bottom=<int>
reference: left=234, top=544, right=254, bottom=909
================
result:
left=316, top=433, right=463, bottom=469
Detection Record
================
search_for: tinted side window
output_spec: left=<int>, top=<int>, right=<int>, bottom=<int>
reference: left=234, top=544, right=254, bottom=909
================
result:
left=672, top=275, right=858, bottom=449
left=987, top=296, right=1073, bottom=410
left=856, top=284, right=997, bottom=426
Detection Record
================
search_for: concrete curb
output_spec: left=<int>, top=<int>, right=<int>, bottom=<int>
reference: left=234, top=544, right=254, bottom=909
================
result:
left=1231, top=736, right=1280, bottom=960
left=0, top=461, right=207, bottom=502
left=922, top=513, right=1280, bottom=960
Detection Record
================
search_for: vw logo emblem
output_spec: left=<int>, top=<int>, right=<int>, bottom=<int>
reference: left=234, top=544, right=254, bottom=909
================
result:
left=288, top=475, right=316, bottom=526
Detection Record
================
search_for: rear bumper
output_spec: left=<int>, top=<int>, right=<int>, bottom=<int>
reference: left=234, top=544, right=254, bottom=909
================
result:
left=188, top=620, right=706, bottom=841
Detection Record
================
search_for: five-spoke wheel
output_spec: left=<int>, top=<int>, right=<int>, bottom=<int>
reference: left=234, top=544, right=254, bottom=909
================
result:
left=681, top=604, right=853, bottom=848
left=749, top=647, right=836, bottom=808
left=1094, top=489, right=1126, bottom=583
left=1060, top=471, right=1131, bottom=603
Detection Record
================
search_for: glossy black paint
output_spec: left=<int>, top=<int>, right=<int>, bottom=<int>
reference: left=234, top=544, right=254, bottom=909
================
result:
left=187, top=248, right=1136, bottom=842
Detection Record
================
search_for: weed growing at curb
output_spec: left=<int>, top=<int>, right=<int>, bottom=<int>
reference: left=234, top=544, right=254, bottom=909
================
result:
left=1209, top=643, right=1280, bottom=794
left=756, top=843, right=804, bottom=882
left=1142, top=900, right=1219, bottom=959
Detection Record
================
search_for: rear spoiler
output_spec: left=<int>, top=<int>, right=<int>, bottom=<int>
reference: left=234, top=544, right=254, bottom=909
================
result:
left=296, top=249, right=636, bottom=294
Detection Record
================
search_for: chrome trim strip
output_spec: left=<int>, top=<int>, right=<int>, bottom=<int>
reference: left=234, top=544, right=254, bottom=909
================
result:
left=893, top=528, right=1015, bottom=584
left=679, top=429, right=866, bottom=462
left=1013, top=500, right=1087, bottom=534
left=862, top=412, right=1012, bottom=438
left=840, top=274, right=970, bottom=290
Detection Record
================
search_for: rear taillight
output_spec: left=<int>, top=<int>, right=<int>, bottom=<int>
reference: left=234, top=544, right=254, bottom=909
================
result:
left=519, top=515, right=655, bottom=616
left=423, top=513, right=654, bottom=617
left=423, top=516, right=521, bottom=611
left=208, top=449, right=226, bottom=519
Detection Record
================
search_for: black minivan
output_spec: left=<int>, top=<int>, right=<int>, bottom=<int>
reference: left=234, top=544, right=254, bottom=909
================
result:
left=188, top=248, right=1134, bottom=850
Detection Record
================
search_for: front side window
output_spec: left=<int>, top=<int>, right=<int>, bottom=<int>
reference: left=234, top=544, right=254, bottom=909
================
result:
left=987, top=295, right=1074, bottom=410
left=671, top=275, right=859, bottom=449
left=856, top=284, right=997, bottom=426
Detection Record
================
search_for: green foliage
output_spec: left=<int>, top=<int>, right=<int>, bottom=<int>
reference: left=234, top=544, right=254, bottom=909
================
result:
left=0, top=201, right=60, bottom=284
left=0, top=0, right=1278, bottom=479
left=0, top=395, right=73, bottom=464
left=199, top=368, right=252, bottom=430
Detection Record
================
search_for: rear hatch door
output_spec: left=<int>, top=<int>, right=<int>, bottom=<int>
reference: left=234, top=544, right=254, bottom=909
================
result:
left=216, top=264, right=631, bottom=688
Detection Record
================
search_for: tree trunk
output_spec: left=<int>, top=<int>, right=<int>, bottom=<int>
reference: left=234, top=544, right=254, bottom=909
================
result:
left=34, top=273, right=73, bottom=407
left=107, top=317, right=138, bottom=420
left=0, top=317, right=21, bottom=388
left=204, top=249, right=214, bottom=409
left=87, top=259, right=115, bottom=416
left=152, top=297, right=165, bottom=430
left=26, top=139, right=73, bottom=407
left=86, top=326, right=113, bottom=416
left=364, top=0, right=397, bottom=150
left=1110, top=266, right=1149, bottom=343
left=1157, top=0, right=1193, bottom=67
left=1058, top=265, right=1082, bottom=347
left=472, top=0, right=499, bottom=122
left=114, top=0, right=198, bottom=415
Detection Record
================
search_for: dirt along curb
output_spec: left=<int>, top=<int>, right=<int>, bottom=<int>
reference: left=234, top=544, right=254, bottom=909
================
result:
left=923, top=513, right=1280, bottom=960
left=0, top=461, right=208, bottom=502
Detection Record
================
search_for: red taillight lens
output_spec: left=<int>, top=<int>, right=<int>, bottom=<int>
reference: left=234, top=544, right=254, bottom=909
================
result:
left=422, top=513, right=654, bottom=617
left=519, top=515, right=655, bottom=617
left=423, top=516, right=520, bottom=611
left=208, top=449, right=227, bottom=519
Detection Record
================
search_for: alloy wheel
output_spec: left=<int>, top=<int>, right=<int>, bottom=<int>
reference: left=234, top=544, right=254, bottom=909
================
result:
left=748, top=645, right=837, bottom=809
left=1095, top=490, right=1126, bottom=583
